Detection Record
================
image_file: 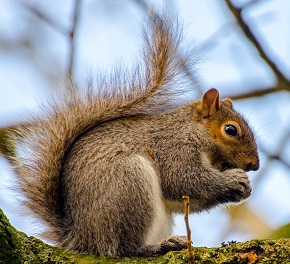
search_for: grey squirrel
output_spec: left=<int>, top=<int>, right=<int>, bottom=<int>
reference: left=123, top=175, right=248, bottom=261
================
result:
left=10, top=13, right=259, bottom=257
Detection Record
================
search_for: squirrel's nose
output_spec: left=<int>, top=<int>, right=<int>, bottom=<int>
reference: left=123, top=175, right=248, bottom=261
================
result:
left=245, top=159, right=259, bottom=172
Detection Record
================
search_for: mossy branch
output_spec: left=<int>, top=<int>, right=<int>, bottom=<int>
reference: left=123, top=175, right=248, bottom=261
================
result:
left=1, top=209, right=289, bottom=263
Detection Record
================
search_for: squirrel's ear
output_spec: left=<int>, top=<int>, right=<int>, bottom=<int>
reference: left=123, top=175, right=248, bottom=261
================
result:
left=223, top=98, right=233, bottom=108
left=201, top=88, right=220, bottom=118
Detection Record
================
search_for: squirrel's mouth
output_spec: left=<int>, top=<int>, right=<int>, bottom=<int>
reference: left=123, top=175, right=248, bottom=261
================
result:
left=221, top=162, right=236, bottom=171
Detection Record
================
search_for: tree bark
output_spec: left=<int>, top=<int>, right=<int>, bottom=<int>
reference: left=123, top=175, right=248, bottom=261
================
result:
left=1, top=209, right=289, bottom=263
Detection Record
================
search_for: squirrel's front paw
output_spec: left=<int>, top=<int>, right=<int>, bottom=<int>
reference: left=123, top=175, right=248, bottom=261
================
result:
left=222, top=169, right=252, bottom=203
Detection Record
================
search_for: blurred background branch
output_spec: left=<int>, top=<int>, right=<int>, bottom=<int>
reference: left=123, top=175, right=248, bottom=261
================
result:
left=226, top=0, right=290, bottom=100
left=67, top=0, right=82, bottom=80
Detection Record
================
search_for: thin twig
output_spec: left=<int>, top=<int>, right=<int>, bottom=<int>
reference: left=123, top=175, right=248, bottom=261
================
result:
left=182, top=196, right=194, bottom=264
left=19, top=2, right=68, bottom=35
left=19, top=0, right=82, bottom=84
left=67, top=0, right=82, bottom=80
left=228, top=86, right=283, bottom=100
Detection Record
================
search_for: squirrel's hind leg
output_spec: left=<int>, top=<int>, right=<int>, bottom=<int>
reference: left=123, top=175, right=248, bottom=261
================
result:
left=62, top=153, right=184, bottom=257
left=137, top=235, right=187, bottom=257
left=93, top=154, right=182, bottom=257
left=126, top=155, right=187, bottom=257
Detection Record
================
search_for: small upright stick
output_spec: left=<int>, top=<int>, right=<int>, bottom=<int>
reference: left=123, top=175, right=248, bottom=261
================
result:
left=182, top=195, right=195, bottom=264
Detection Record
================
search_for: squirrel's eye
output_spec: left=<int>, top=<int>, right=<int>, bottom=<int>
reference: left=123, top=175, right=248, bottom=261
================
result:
left=224, top=124, right=238, bottom=137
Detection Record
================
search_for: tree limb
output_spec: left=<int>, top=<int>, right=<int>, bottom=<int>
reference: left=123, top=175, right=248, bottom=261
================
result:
left=1, top=209, right=289, bottom=263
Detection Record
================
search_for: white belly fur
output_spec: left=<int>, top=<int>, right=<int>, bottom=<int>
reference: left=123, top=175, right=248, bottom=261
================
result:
left=136, top=155, right=173, bottom=245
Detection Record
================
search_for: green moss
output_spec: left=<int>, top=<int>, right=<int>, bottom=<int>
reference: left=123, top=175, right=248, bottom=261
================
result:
left=1, top=209, right=290, bottom=263
left=0, top=209, right=75, bottom=263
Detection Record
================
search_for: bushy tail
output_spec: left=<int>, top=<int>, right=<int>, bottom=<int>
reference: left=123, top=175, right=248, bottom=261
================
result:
left=10, top=12, right=198, bottom=241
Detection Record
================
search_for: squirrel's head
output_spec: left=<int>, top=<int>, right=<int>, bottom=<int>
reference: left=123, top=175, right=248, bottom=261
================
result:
left=194, top=88, right=259, bottom=172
